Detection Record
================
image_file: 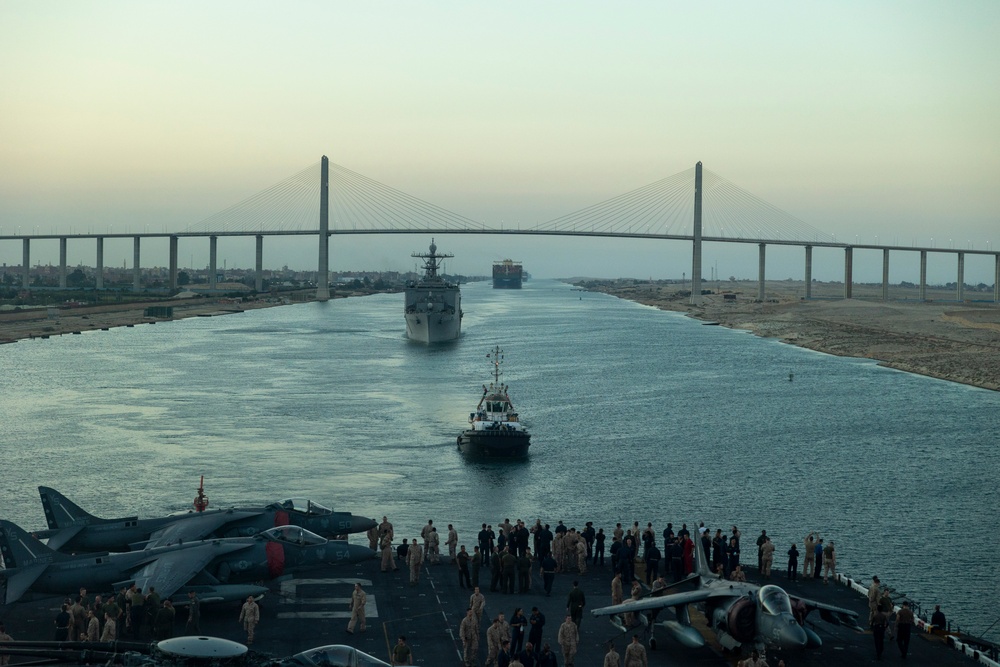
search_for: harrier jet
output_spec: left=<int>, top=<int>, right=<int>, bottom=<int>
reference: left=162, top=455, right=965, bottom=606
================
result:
left=591, top=528, right=859, bottom=653
left=35, top=486, right=377, bottom=552
left=0, top=519, right=375, bottom=605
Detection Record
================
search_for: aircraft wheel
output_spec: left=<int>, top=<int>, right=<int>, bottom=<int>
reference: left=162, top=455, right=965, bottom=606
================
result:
left=649, top=637, right=657, bottom=650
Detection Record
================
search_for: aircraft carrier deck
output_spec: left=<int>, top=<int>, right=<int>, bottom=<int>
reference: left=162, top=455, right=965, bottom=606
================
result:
left=2, top=554, right=993, bottom=667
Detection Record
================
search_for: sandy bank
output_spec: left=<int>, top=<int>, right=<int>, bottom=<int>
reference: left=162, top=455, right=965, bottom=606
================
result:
left=578, top=280, right=1000, bottom=391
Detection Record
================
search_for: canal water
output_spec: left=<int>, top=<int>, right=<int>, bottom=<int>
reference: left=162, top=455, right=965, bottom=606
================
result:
left=1, top=279, right=998, bottom=641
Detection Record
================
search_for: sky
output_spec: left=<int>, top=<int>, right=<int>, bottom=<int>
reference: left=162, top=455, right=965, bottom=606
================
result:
left=1, top=1, right=998, bottom=283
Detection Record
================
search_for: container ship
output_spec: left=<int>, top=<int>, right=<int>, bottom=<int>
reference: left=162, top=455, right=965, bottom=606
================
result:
left=492, top=259, right=523, bottom=289
left=404, top=239, right=461, bottom=343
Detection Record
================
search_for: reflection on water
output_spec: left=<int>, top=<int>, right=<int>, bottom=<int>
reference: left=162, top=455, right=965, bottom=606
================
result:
left=1, top=279, right=998, bottom=640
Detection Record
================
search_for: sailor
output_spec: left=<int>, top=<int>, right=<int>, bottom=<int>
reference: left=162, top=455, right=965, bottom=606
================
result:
left=786, top=543, right=799, bottom=581
left=576, top=539, right=588, bottom=574
left=517, top=548, right=533, bottom=592
left=611, top=572, right=624, bottom=606
left=566, top=580, right=586, bottom=628
left=760, top=537, right=775, bottom=579
left=185, top=590, right=201, bottom=635
left=868, top=576, right=881, bottom=625
left=931, top=605, right=947, bottom=631
left=100, top=612, right=117, bottom=642
left=379, top=516, right=395, bottom=541
left=803, top=533, right=816, bottom=578
left=528, top=607, right=546, bottom=652
left=594, top=527, right=606, bottom=565
left=447, top=524, right=459, bottom=562
left=479, top=523, right=492, bottom=566
left=486, top=617, right=505, bottom=667
left=624, top=634, right=648, bottom=667
left=557, top=615, right=579, bottom=667
left=428, top=527, right=441, bottom=564
left=501, top=547, right=517, bottom=594
left=469, top=586, right=486, bottom=624
left=366, top=524, right=379, bottom=551
left=421, top=519, right=434, bottom=555
left=238, top=595, right=260, bottom=645
left=822, top=541, right=836, bottom=582
left=603, top=643, right=621, bottom=667
left=895, top=601, right=915, bottom=658
left=471, top=545, right=483, bottom=587
left=460, top=608, right=480, bottom=667
left=347, top=582, right=367, bottom=633
left=85, top=608, right=100, bottom=642
left=814, top=538, right=824, bottom=579
left=871, top=606, right=889, bottom=659
left=381, top=532, right=398, bottom=572
left=406, top=539, right=424, bottom=585
left=153, top=600, right=175, bottom=641
left=756, top=530, right=768, bottom=572
left=490, top=546, right=503, bottom=591
left=541, top=550, right=557, bottom=596
left=391, top=636, right=413, bottom=666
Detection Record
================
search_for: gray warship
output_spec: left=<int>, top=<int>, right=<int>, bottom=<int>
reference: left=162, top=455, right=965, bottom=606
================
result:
left=404, top=239, right=461, bottom=343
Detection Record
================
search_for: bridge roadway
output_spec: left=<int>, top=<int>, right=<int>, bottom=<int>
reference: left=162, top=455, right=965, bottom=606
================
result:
left=0, top=553, right=985, bottom=667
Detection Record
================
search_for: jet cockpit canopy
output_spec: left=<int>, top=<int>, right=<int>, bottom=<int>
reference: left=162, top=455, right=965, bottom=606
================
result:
left=758, top=584, right=793, bottom=615
left=287, top=645, right=391, bottom=667
left=273, top=498, right=333, bottom=516
left=260, top=525, right=328, bottom=546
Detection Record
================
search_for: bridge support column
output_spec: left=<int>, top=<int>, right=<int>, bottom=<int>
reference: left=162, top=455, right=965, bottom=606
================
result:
left=689, top=161, right=703, bottom=305
left=919, top=250, right=928, bottom=301
left=957, top=252, right=965, bottom=302
left=995, top=254, right=1000, bottom=303
left=209, top=236, right=218, bottom=290
left=882, top=248, right=890, bottom=301
left=96, top=237, right=104, bottom=289
left=133, top=236, right=141, bottom=292
left=804, top=246, right=812, bottom=299
left=844, top=247, right=853, bottom=299
left=256, top=234, right=264, bottom=292
left=757, top=243, right=766, bottom=301
left=22, top=238, right=30, bottom=287
left=59, top=237, right=68, bottom=289
left=169, top=236, right=178, bottom=291
left=317, top=156, right=331, bottom=300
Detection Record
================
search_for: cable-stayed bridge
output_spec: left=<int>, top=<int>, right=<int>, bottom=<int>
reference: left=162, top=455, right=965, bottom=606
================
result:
left=2, top=156, right=998, bottom=303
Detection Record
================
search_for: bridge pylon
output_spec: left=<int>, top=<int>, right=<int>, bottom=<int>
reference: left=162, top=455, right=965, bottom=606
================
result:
left=689, top=161, right=703, bottom=305
left=317, top=155, right=331, bottom=301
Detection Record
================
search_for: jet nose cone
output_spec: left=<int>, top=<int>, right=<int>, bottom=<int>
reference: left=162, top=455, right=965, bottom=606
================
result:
left=347, top=544, right=379, bottom=563
left=358, top=517, right=378, bottom=532
left=777, top=614, right=808, bottom=648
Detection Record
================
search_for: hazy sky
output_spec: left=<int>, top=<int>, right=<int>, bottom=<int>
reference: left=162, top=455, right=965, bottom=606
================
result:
left=1, top=1, right=998, bottom=283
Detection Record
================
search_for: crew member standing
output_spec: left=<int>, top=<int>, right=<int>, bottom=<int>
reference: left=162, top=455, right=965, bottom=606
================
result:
left=624, top=634, right=648, bottom=667
left=895, top=601, right=915, bottom=659
left=447, top=524, right=459, bottom=563
left=238, top=595, right=260, bottom=645
left=347, top=583, right=367, bottom=633
left=557, top=615, right=579, bottom=667
left=566, top=580, right=586, bottom=628
left=460, top=608, right=480, bottom=667
left=407, top=538, right=423, bottom=585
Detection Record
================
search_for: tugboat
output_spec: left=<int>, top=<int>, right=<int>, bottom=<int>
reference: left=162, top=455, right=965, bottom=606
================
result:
left=404, top=239, right=461, bottom=343
left=457, top=346, right=531, bottom=457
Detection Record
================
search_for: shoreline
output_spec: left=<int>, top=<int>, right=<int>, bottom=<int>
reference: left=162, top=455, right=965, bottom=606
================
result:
left=577, top=280, right=1000, bottom=392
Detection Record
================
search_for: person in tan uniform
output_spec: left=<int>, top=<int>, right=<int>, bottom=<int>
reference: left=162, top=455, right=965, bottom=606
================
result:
left=407, top=539, right=424, bottom=585
left=760, top=537, right=775, bottom=579
left=460, top=608, right=480, bottom=667
left=603, top=643, right=621, bottom=667
left=485, top=616, right=506, bottom=667
left=802, top=533, right=816, bottom=578
left=822, top=541, right=836, bottom=583
left=238, top=596, right=260, bottom=644
left=624, top=634, right=648, bottom=667
left=347, top=583, right=367, bottom=633
left=85, top=609, right=100, bottom=641
left=447, top=524, right=459, bottom=563
left=557, top=615, right=579, bottom=667
left=469, top=586, right=486, bottom=624
left=381, top=533, right=398, bottom=572
left=611, top=572, right=624, bottom=605
left=100, top=612, right=117, bottom=642
left=867, top=576, right=882, bottom=625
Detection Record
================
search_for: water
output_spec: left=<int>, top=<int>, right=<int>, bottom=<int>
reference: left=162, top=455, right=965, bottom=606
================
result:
left=1, top=280, right=998, bottom=641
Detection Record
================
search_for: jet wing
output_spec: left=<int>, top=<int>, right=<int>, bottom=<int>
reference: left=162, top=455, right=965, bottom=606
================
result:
left=793, top=595, right=861, bottom=628
left=592, top=587, right=734, bottom=616
left=0, top=563, right=49, bottom=604
left=130, top=541, right=252, bottom=600
left=144, top=510, right=264, bottom=549
left=43, top=525, right=85, bottom=552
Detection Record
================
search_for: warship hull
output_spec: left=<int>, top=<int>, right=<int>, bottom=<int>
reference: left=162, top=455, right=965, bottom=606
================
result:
left=404, top=307, right=461, bottom=343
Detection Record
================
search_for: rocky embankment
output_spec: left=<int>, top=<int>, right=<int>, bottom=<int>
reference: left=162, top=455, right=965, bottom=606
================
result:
left=578, top=280, right=1000, bottom=391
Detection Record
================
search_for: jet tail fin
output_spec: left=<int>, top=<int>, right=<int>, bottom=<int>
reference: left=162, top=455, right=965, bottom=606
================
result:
left=694, top=524, right=714, bottom=579
left=0, top=520, right=71, bottom=568
left=39, top=486, right=116, bottom=529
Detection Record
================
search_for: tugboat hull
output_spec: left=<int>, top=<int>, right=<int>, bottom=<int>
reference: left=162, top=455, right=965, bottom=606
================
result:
left=457, top=431, right=531, bottom=458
